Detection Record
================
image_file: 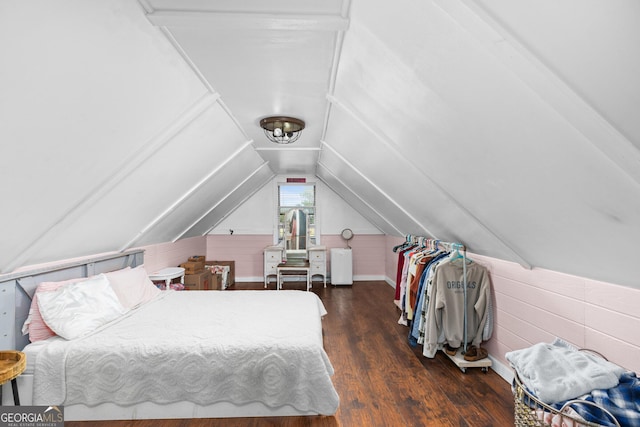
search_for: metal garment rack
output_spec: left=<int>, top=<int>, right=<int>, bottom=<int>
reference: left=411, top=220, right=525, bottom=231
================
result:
left=404, top=235, right=491, bottom=373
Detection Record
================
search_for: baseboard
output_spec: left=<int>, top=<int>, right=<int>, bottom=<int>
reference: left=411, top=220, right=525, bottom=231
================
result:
left=351, top=275, right=387, bottom=281
left=488, top=355, right=513, bottom=384
left=236, top=276, right=266, bottom=283
left=236, top=276, right=390, bottom=283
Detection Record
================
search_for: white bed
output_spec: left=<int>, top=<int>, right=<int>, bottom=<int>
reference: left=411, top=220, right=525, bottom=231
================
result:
left=0, top=251, right=339, bottom=421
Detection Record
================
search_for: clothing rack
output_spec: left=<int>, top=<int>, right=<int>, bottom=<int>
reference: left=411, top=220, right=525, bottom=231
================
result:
left=403, top=235, right=469, bottom=352
left=398, top=234, right=492, bottom=373
left=403, top=235, right=467, bottom=259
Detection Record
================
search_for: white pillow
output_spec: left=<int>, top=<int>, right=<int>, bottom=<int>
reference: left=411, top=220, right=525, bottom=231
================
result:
left=104, top=266, right=160, bottom=309
left=37, top=274, right=126, bottom=340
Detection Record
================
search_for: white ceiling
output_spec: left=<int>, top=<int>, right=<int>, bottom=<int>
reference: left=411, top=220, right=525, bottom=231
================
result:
left=1, top=0, right=639, bottom=289
left=142, top=0, right=349, bottom=174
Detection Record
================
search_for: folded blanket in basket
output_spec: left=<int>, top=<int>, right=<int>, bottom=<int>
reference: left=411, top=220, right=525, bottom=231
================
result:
left=552, top=371, right=640, bottom=427
left=506, top=338, right=626, bottom=404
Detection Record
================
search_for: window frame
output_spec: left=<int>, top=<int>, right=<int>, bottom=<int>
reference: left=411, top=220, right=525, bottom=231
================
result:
left=275, top=182, right=319, bottom=248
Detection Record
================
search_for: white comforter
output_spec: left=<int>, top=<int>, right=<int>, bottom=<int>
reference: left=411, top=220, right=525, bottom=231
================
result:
left=32, top=290, right=339, bottom=415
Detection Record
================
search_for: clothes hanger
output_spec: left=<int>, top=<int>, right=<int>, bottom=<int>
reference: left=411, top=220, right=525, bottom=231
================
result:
left=448, top=243, right=472, bottom=264
left=393, top=235, right=414, bottom=252
left=451, top=244, right=461, bottom=259
left=392, top=242, right=405, bottom=253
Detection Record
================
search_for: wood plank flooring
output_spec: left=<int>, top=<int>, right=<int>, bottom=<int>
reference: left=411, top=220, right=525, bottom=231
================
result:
left=66, top=281, right=514, bottom=427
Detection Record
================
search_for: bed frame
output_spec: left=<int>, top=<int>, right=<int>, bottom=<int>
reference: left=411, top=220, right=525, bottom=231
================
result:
left=0, top=250, right=144, bottom=352
left=0, top=250, right=328, bottom=420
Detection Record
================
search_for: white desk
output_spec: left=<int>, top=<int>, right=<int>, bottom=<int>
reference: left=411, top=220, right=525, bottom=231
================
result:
left=276, top=261, right=310, bottom=291
left=148, top=267, right=185, bottom=290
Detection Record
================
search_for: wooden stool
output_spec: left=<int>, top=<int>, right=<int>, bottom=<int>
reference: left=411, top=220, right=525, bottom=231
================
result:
left=0, top=351, right=26, bottom=405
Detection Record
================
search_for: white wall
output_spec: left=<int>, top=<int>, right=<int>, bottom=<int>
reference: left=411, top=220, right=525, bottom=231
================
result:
left=210, top=176, right=383, bottom=240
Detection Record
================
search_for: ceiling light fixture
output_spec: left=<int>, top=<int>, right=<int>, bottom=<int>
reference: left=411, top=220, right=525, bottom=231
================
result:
left=259, top=116, right=305, bottom=144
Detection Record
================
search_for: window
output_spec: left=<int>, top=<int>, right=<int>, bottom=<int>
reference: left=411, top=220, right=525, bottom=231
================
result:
left=278, top=183, right=316, bottom=252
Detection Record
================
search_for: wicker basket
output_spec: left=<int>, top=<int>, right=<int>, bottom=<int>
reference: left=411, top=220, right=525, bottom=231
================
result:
left=513, top=373, right=620, bottom=427
left=0, top=351, right=26, bottom=385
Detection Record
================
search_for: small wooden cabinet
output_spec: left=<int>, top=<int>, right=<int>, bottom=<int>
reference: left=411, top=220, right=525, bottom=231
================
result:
left=264, top=245, right=284, bottom=287
left=308, top=246, right=327, bottom=287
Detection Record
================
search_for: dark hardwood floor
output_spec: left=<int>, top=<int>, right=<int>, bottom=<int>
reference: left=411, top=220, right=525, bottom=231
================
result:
left=66, top=281, right=514, bottom=427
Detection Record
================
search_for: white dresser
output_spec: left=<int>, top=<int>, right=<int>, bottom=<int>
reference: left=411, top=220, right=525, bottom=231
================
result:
left=308, top=246, right=327, bottom=287
left=263, top=245, right=284, bottom=287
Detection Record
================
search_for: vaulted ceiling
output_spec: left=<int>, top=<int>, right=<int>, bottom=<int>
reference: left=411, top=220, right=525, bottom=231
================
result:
left=1, top=0, right=639, bottom=289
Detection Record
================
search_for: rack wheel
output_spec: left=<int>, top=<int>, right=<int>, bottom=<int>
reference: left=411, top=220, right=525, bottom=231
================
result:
left=482, top=367, right=488, bottom=373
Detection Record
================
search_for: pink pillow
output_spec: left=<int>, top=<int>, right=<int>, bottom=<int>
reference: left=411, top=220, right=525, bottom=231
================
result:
left=23, top=266, right=160, bottom=342
left=104, top=266, right=160, bottom=310
left=23, top=277, right=83, bottom=342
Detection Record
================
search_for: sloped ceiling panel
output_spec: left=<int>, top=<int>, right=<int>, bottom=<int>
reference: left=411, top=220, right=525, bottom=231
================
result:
left=330, top=0, right=640, bottom=287
left=475, top=0, right=640, bottom=149
left=133, top=146, right=267, bottom=245
left=182, top=164, right=275, bottom=238
left=319, top=146, right=427, bottom=236
left=30, top=101, right=251, bottom=262
left=137, top=147, right=268, bottom=245
left=316, top=164, right=396, bottom=236
left=321, top=106, right=523, bottom=264
left=0, top=0, right=211, bottom=272
left=315, top=176, right=385, bottom=235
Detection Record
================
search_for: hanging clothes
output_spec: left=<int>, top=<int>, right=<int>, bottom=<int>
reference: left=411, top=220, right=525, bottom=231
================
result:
left=393, top=236, right=493, bottom=360
left=396, top=246, right=421, bottom=323
left=406, top=253, right=430, bottom=321
left=392, top=239, right=415, bottom=302
left=397, top=245, right=438, bottom=325
left=422, top=259, right=491, bottom=358
left=408, top=251, right=449, bottom=347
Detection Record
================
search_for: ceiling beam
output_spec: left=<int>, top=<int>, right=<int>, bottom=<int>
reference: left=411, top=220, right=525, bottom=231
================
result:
left=321, top=0, right=351, bottom=143
left=146, top=11, right=350, bottom=32
left=255, top=147, right=321, bottom=151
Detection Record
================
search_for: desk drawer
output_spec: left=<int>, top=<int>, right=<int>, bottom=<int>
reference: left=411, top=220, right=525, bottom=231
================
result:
left=265, top=262, right=279, bottom=274
left=310, top=262, right=325, bottom=273
left=265, top=251, right=282, bottom=262
left=309, top=251, right=325, bottom=262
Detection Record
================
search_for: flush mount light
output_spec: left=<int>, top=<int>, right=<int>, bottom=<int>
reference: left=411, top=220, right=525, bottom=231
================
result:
left=259, top=116, right=305, bottom=144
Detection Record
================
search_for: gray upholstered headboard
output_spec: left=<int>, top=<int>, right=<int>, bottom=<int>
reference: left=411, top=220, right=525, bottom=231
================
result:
left=0, top=250, right=144, bottom=351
